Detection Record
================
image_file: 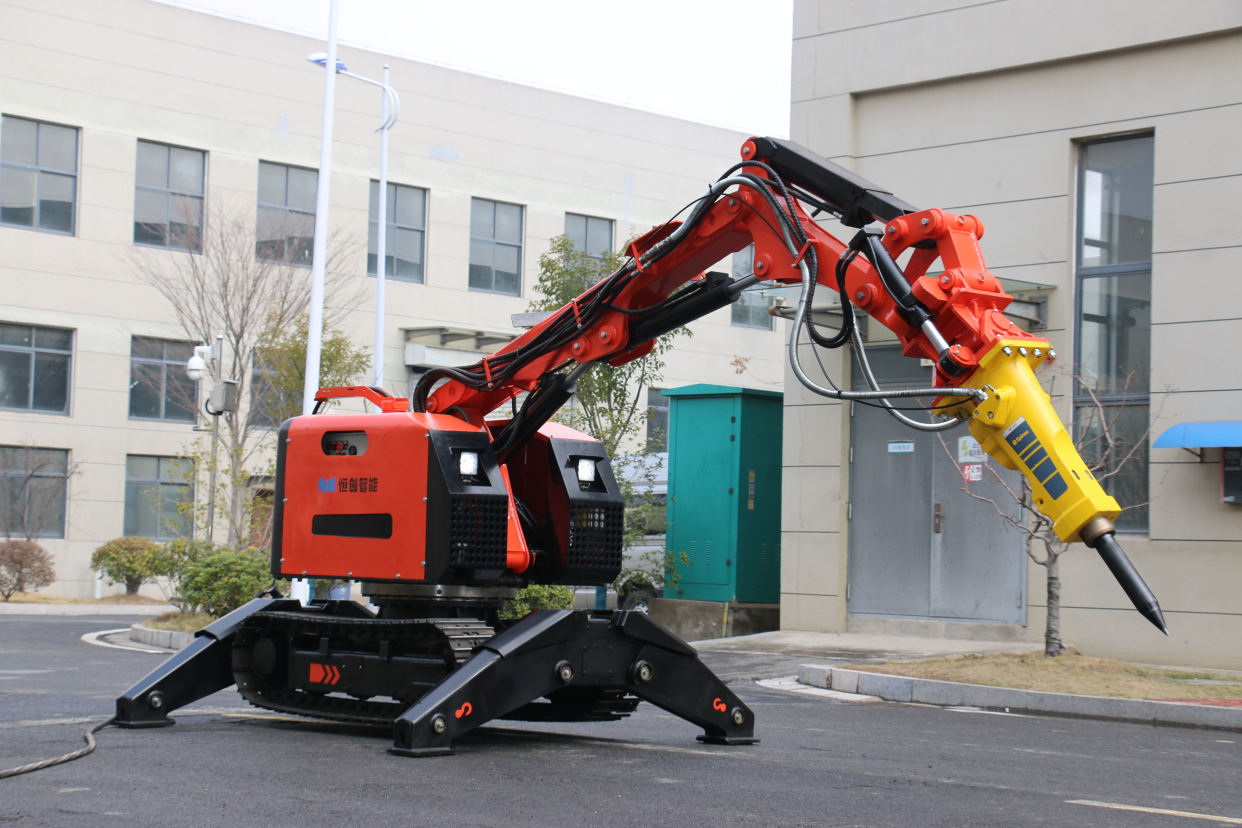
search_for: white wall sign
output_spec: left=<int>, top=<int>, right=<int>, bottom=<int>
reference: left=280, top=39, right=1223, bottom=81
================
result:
left=888, top=440, right=915, bottom=454
left=958, top=435, right=986, bottom=464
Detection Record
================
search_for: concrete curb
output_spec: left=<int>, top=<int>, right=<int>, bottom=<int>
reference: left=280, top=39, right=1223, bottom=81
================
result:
left=130, top=623, right=195, bottom=650
left=0, top=603, right=176, bottom=616
left=798, top=664, right=1242, bottom=732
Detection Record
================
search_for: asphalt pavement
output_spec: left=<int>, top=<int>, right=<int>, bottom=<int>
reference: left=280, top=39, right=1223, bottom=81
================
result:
left=2, top=614, right=1240, bottom=827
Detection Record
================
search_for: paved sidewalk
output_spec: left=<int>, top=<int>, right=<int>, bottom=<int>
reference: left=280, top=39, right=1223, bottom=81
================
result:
left=691, top=628, right=1043, bottom=661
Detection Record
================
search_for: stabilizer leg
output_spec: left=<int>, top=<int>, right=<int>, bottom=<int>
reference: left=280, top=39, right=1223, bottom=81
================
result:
left=115, top=597, right=300, bottom=727
left=389, top=609, right=756, bottom=757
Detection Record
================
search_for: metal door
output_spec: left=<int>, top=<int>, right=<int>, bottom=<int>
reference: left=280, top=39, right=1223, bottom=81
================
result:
left=666, top=395, right=736, bottom=588
left=846, top=347, right=1025, bottom=623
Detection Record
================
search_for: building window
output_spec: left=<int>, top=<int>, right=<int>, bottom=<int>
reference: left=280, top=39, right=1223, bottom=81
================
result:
left=129, top=337, right=197, bottom=422
left=0, top=446, right=68, bottom=539
left=0, top=116, right=77, bottom=234
left=1075, top=134, right=1154, bottom=533
left=124, top=455, right=193, bottom=540
left=730, top=246, right=773, bottom=329
left=134, top=140, right=205, bottom=251
left=647, top=387, right=670, bottom=452
left=565, top=213, right=613, bottom=263
left=256, top=161, right=317, bottom=264
left=368, top=181, right=425, bottom=282
left=469, top=198, right=523, bottom=295
left=0, top=322, right=72, bottom=413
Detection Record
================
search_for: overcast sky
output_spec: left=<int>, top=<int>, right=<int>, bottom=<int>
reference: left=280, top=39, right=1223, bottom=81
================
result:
left=154, top=0, right=795, bottom=137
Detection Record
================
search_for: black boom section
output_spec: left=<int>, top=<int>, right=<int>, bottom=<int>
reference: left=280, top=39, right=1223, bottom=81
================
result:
left=749, top=136, right=919, bottom=228
left=390, top=609, right=757, bottom=756
left=425, top=429, right=510, bottom=581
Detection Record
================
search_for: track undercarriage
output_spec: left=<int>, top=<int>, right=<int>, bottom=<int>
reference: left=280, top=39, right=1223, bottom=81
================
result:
left=115, top=588, right=757, bottom=756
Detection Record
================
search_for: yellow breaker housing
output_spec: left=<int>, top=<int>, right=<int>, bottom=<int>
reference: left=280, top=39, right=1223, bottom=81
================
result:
left=940, top=339, right=1120, bottom=543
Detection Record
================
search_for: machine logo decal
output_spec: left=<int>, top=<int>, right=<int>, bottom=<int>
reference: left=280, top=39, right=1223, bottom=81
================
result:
left=455, top=702, right=472, bottom=719
left=309, top=664, right=340, bottom=685
left=318, top=477, right=379, bottom=494
left=1002, top=418, right=1068, bottom=500
left=712, top=698, right=727, bottom=712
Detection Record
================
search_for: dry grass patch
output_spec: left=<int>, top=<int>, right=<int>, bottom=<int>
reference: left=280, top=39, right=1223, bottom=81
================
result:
left=845, top=652, right=1242, bottom=702
left=5, top=592, right=170, bottom=605
left=145, top=611, right=216, bottom=632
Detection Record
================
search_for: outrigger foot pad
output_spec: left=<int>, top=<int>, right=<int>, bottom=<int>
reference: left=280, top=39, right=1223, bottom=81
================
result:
left=389, top=609, right=757, bottom=757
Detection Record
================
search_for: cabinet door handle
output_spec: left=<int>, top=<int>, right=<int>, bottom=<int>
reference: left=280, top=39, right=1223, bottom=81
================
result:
left=933, top=503, right=942, bottom=533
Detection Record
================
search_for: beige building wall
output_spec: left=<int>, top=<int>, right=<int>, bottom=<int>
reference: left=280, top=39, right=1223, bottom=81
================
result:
left=786, top=0, right=1242, bottom=667
left=0, top=0, right=785, bottom=597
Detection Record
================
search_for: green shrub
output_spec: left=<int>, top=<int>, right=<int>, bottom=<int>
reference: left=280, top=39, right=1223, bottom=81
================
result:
left=0, top=540, right=56, bottom=600
left=91, top=537, right=163, bottom=595
left=500, top=584, right=574, bottom=620
left=180, top=548, right=274, bottom=617
left=155, top=539, right=219, bottom=612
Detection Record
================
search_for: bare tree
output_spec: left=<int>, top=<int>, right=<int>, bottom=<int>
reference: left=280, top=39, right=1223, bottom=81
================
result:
left=127, top=197, right=365, bottom=548
left=0, top=444, right=79, bottom=543
left=939, top=369, right=1160, bottom=656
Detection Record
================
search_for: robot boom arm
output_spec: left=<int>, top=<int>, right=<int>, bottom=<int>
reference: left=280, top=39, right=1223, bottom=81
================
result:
left=411, top=136, right=1166, bottom=634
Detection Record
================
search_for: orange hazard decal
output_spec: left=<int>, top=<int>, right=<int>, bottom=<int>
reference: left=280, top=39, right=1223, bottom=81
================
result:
left=712, top=698, right=727, bottom=712
left=455, top=702, right=473, bottom=719
left=309, top=663, right=340, bottom=685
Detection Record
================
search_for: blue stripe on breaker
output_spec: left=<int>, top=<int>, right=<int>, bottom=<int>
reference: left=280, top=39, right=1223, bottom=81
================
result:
left=1002, top=417, right=1067, bottom=501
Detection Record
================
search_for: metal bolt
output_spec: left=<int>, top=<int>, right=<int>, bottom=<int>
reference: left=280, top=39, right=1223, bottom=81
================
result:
left=302, top=571, right=307, bottom=575
left=286, top=438, right=291, bottom=444
left=280, top=557, right=285, bottom=562
left=731, top=707, right=745, bottom=726
left=856, top=291, right=865, bottom=301
left=887, top=225, right=896, bottom=234
left=1048, top=349, right=1056, bottom=359
left=347, top=572, right=352, bottom=577
left=556, top=661, right=574, bottom=683
left=282, top=498, right=288, bottom=503
left=633, top=660, right=654, bottom=683
left=921, top=217, right=930, bottom=226
left=1003, top=346, right=1013, bottom=356
left=148, top=692, right=165, bottom=710
left=423, top=497, right=428, bottom=503
left=1033, top=348, right=1042, bottom=358
left=728, top=198, right=736, bottom=206
left=431, top=714, right=447, bottom=734
left=1019, top=347, right=1028, bottom=357
left=421, top=561, right=426, bottom=566
left=395, top=573, right=401, bottom=579
left=988, top=411, right=994, bottom=419
left=940, top=275, right=950, bottom=284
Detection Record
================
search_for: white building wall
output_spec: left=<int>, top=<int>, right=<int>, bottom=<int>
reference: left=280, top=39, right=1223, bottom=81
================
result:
left=787, top=0, right=1242, bottom=667
left=0, top=0, right=785, bottom=597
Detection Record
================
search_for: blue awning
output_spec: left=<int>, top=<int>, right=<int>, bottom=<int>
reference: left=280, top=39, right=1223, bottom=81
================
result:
left=1153, top=421, right=1242, bottom=449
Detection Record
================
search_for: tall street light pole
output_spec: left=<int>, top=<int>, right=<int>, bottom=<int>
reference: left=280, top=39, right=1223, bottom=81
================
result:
left=301, top=0, right=340, bottom=419
left=306, top=56, right=400, bottom=409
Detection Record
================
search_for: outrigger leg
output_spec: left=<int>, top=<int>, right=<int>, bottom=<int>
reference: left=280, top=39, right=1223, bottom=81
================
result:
left=114, top=597, right=300, bottom=727
left=390, top=609, right=757, bottom=757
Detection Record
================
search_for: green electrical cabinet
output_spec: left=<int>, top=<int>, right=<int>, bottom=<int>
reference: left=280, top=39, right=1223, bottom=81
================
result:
left=663, top=384, right=783, bottom=604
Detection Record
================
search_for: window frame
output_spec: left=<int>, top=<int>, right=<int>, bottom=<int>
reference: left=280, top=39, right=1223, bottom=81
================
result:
left=647, top=387, right=670, bottom=452
left=368, top=180, right=427, bottom=283
left=468, top=197, right=524, bottom=296
left=0, top=115, right=79, bottom=236
left=565, top=212, right=614, bottom=263
left=128, top=336, right=198, bottom=423
left=730, top=245, right=774, bottom=330
left=124, top=455, right=194, bottom=541
left=255, top=161, right=318, bottom=265
left=133, top=139, right=206, bottom=253
left=1072, top=133, right=1154, bottom=534
left=0, top=322, right=73, bottom=415
left=0, top=445, right=69, bottom=540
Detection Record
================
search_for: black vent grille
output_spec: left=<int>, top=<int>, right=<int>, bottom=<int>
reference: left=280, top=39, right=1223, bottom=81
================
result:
left=567, top=504, right=624, bottom=570
left=448, top=497, right=508, bottom=567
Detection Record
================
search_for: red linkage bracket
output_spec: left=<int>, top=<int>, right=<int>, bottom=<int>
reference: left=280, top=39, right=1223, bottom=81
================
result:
left=314, top=386, right=410, bottom=413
